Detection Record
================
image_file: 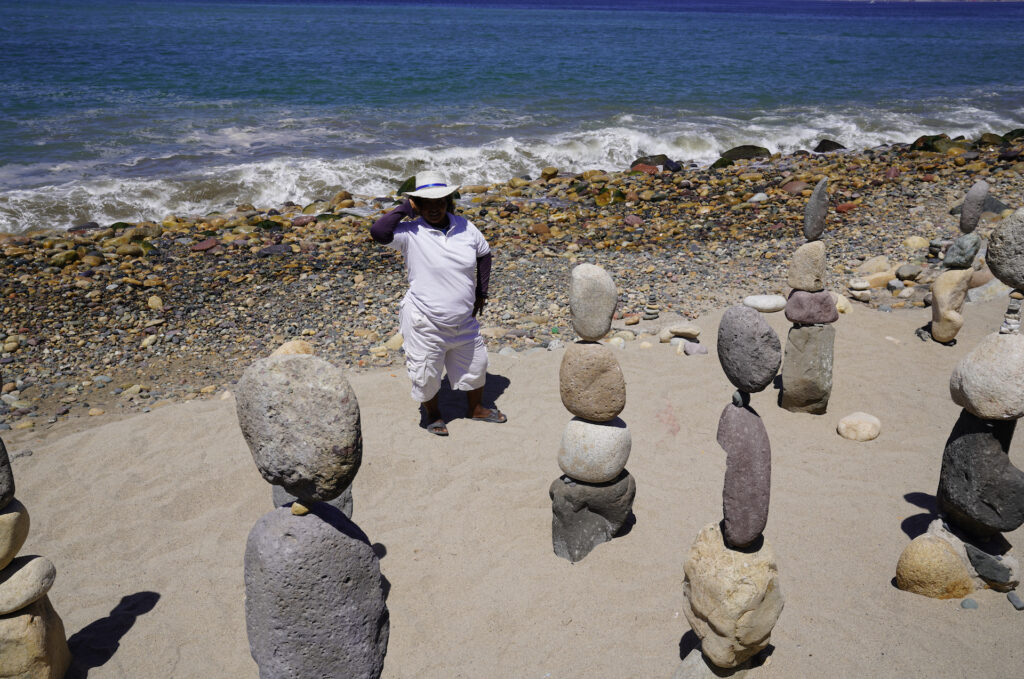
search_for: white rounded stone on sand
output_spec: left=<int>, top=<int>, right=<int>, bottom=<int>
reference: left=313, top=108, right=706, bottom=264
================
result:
left=558, top=417, right=631, bottom=483
left=950, top=332, right=1024, bottom=420
left=837, top=412, right=881, bottom=442
left=742, top=295, right=786, bottom=313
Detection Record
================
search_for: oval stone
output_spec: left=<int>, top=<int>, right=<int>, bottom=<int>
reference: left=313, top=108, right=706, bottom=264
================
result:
left=787, top=240, right=826, bottom=292
left=717, top=306, right=782, bottom=394
left=236, top=354, right=362, bottom=503
left=558, top=417, right=631, bottom=483
left=803, top=177, right=828, bottom=241
left=569, top=263, right=618, bottom=341
left=0, top=555, right=55, bottom=615
left=959, top=179, right=989, bottom=234
left=950, top=332, right=1024, bottom=420
left=717, top=403, right=771, bottom=548
left=0, top=499, right=29, bottom=572
left=837, top=412, right=881, bottom=442
left=742, top=294, right=787, bottom=313
left=559, top=342, right=626, bottom=422
left=986, top=208, right=1024, bottom=290
left=784, top=289, right=839, bottom=325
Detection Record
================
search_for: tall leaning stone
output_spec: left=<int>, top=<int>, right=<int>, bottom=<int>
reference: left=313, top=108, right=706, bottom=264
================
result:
left=930, top=268, right=973, bottom=343
left=780, top=324, right=835, bottom=414
left=803, top=178, right=828, bottom=241
left=717, top=306, right=781, bottom=394
left=0, top=439, right=12, bottom=511
left=936, top=410, right=1024, bottom=539
left=569, top=264, right=618, bottom=341
left=986, top=208, right=1024, bottom=290
left=245, top=504, right=389, bottom=679
left=959, top=179, right=989, bottom=234
left=717, top=404, right=771, bottom=549
left=236, top=354, right=362, bottom=503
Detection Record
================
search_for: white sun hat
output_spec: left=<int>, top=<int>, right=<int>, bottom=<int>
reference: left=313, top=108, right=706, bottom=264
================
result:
left=404, top=170, right=460, bottom=199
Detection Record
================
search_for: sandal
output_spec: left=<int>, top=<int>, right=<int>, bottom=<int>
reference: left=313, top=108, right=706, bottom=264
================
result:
left=471, top=409, right=507, bottom=424
left=426, top=419, right=449, bottom=436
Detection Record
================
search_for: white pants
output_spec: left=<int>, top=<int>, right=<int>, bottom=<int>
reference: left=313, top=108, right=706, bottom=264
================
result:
left=400, top=303, right=488, bottom=402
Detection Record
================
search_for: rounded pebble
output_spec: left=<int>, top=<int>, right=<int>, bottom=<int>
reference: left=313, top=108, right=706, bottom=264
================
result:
left=742, top=294, right=787, bottom=313
left=558, top=417, right=631, bottom=483
left=837, top=412, right=881, bottom=441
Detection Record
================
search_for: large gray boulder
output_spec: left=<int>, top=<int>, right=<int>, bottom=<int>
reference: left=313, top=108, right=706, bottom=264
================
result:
left=959, top=179, right=989, bottom=234
left=717, top=404, right=771, bottom=549
left=0, top=438, right=12, bottom=511
left=780, top=324, right=835, bottom=414
left=550, top=471, right=635, bottom=563
left=803, top=178, right=829, bottom=241
left=717, top=306, right=781, bottom=394
left=569, top=264, right=618, bottom=341
left=986, top=208, right=1024, bottom=290
left=236, top=354, right=362, bottom=503
left=937, top=410, right=1024, bottom=539
left=273, top=484, right=353, bottom=520
left=245, top=505, right=389, bottom=679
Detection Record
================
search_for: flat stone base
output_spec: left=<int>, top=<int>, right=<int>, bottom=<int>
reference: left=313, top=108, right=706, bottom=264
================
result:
left=273, top=483, right=353, bottom=519
left=0, top=595, right=71, bottom=679
left=550, top=470, right=635, bottom=563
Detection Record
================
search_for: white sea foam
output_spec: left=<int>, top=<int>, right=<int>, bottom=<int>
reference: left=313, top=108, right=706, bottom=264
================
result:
left=1, top=105, right=1021, bottom=234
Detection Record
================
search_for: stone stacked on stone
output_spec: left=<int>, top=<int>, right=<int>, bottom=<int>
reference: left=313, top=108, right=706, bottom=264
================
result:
left=780, top=180, right=836, bottom=414
left=551, top=264, right=635, bottom=563
left=642, top=293, right=660, bottom=321
left=677, top=306, right=784, bottom=677
left=237, top=351, right=389, bottom=678
left=988, top=209, right=1024, bottom=337
left=0, top=438, right=71, bottom=679
left=928, top=181, right=993, bottom=343
left=898, top=216, right=1024, bottom=599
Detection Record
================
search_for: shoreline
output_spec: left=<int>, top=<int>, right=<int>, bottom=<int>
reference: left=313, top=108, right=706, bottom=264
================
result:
left=0, top=131, right=1021, bottom=436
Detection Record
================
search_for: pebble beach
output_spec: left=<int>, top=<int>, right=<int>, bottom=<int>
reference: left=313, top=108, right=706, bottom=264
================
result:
left=0, top=132, right=1022, bottom=434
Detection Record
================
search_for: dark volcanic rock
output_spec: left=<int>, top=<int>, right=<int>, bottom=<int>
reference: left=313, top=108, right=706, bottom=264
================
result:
left=784, top=290, right=838, bottom=325
left=717, top=403, right=771, bottom=549
left=550, top=471, right=635, bottom=563
left=0, top=438, right=12, bottom=511
left=245, top=504, right=389, bottom=679
left=813, top=139, right=846, bottom=153
left=716, top=305, right=782, bottom=394
left=780, top=324, right=835, bottom=415
left=937, top=410, right=1024, bottom=538
left=964, top=543, right=1016, bottom=591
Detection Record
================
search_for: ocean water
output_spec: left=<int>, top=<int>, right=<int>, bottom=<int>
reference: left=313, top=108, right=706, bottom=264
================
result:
left=1, top=0, right=1023, bottom=232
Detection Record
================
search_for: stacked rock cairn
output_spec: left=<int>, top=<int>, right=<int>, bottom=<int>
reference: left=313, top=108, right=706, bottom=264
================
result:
left=0, top=439, right=71, bottom=679
left=236, top=351, right=389, bottom=678
left=643, top=293, right=660, bottom=321
left=551, top=263, right=635, bottom=563
left=780, top=178, right=837, bottom=414
left=678, top=306, right=785, bottom=678
left=929, top=179, right=989, bottom=344
left=897, top=207, right=1024, bottom=602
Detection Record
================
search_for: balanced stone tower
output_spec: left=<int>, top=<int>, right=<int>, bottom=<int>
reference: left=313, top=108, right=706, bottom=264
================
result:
left=237, top=352, right=389, bottom=678
left=897, top=207, right=1024, bottom=600
left=929, top=180, right=989, bottom=343
left=678, top=306, right=785, bottom=678
left=550, top=263, right=635, bottom=563
left=0, top=439, right=71, bottom=679
left=780, top=178, right=837, bottom=414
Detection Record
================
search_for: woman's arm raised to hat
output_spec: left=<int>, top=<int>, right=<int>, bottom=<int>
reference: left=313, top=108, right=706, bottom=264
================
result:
left=369, top=199, right=416, bottom=244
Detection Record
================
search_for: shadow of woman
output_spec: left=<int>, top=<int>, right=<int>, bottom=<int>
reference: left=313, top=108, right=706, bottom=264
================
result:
left=66, top=591, right=160, bottom=678
left=435, top=372, right=511, bottom=421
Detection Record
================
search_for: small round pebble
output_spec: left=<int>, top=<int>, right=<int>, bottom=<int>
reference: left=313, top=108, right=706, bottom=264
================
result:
left=837, top=412, right=881, bottom=441
left=960, top=598, right=978, bottom=610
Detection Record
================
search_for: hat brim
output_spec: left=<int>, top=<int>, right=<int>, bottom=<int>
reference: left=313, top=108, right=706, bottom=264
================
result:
left=405, top=185, right=460, bottom=200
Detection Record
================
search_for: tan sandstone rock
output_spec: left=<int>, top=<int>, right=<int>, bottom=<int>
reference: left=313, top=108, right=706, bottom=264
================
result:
left=683, top=523, right=784, bottom=669
left=787, top=241, right=826, bottom=292
left=931, top=269, right=973, bottom=342
left=559, top=342, right=626, bottom=422
left=856, top=255, right=891, bottom=275
left=895, top=535, right=975, bottom=599
left=0, top=556, right=55, bottom=616
left=0, top=500, right=29, bottom=572
left=836, top=412, right=881, bottom=442
left=270, top=339, right=315, bottom=356
left=0, top=596, right=71, bottom=679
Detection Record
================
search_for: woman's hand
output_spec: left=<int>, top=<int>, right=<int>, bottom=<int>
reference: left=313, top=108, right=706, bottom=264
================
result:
left=473, top=295, right=486, bottom=317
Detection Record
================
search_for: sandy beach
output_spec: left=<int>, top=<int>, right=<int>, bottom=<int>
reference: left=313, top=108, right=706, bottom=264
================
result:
left=5, top=293, right=1023, bottom=678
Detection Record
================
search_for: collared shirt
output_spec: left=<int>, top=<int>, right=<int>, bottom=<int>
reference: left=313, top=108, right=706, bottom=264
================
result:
left=387, top=214, right=490, bottom=326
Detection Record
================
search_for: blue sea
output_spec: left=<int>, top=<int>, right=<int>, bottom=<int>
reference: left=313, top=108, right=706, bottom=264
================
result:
left=2, top=0, right=1023, bottom=233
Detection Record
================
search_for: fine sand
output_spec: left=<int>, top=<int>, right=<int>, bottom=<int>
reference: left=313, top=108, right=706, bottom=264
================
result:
left=7, top=296, right=1024, bottom=678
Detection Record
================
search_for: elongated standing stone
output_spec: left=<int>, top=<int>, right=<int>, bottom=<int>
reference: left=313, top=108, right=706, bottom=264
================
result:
left=959, top=179, right=989, bottom=234
left=569, top=263, right=618, bottom=341
left=717, top=403, right=771, bottom=548
left=780, top=325, right=835, bottom=415
left=803, top=178, right=828, bottom=241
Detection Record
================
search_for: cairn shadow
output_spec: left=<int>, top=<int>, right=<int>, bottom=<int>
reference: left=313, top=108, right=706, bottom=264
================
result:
left=66, top=591, right=160, bottom=678
left=372, top=543, right=392, bottom=601
left=434, top=372, right=511, bottom=423
left=677, top=629, right=774, bottom=670
left=902, top=491, right=938, bottom=539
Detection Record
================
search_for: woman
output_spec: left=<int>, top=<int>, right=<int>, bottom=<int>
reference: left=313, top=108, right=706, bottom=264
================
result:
left=370, top=170, right=506, bottom=436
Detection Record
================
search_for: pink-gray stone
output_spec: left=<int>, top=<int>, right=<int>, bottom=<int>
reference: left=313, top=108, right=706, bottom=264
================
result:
left=959, top=179, right=989, bottom=234
left=550, top=471, right=635, bottom=563
left=803, top=178, right=828, bottom=241
left=780, top=324, right=835, bottom=415
left=244, top=504, right=389, bottom=679
left=0, top=438, right=11, bottom=511
left=937, top=410, right=1024, bottom=539
left=716, top=306, right=781, bottom=394
left=236, top=354, right=362, bottom=503
left=784, top=289, right=839, bottom=325
left=717, top=404, right=771, bottom=548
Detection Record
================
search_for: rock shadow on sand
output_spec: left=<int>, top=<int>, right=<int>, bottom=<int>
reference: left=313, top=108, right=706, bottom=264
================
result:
left=66, top=591, right=160, bottom=678
left=901, top=491, right=938, bottom=539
